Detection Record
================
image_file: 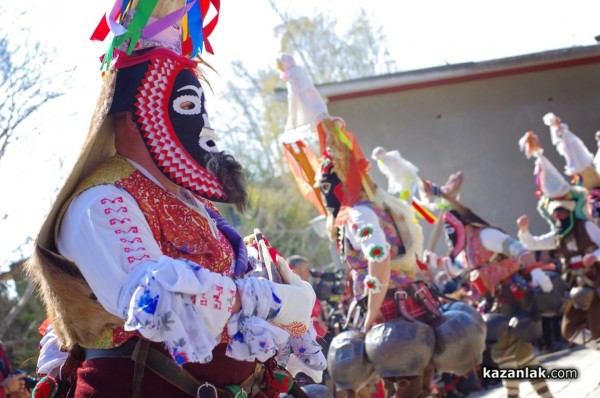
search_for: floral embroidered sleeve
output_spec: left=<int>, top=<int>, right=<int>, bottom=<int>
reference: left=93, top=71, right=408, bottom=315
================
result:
left=58, top=185, right=238, bottom=364
left=347, top=205, right=390, bottom=263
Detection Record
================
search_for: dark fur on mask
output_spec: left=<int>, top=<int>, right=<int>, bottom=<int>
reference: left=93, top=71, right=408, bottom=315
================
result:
left=204, top=151, right=248, bottom=213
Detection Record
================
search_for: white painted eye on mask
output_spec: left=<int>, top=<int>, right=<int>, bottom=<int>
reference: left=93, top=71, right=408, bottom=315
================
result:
left=199, top=127, right=219, bottom=153
left=173, top=94, right=202, bottom=115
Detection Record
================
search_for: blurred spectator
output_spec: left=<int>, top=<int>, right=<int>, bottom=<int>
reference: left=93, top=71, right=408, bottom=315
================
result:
left=535, top=250, right=567, bottom=353
left=287, top=255, right=312, bottom=282
left=0, top=341, right=32, bottom=398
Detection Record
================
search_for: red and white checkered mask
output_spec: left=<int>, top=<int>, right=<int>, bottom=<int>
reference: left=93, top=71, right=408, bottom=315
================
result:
left=110, top=49, right=227, bottom=202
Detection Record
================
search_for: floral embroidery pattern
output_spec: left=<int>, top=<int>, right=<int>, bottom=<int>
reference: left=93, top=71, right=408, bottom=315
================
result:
left=76, top=157, right=239, bottom=354
left=117, top=170, right=234, bottom=274
left=363, top=275, right=382, bottom=293
left=136, top=290, right=159, bottom=314
left=357, top=224, right=374, bottom=242
left=352, top=269, right=413, bottom=299
left=171, top=338, right=190, bottom=365
left=367, top=244, right=386, bottom=261
left=344, top=201, right=402, bottom=270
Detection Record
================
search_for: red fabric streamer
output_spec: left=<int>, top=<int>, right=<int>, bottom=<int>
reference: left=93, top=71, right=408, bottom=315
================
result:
left=411, top=200, right=436, bottom=224
left=201, top=0, right=220, bottom=54
left=90, top=14, right=111, bottom=41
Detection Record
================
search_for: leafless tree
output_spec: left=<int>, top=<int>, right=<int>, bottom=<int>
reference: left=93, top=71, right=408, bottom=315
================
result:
left=0, top=6, right=72, bottom=352
left=0, top=7, right=74, bottom=160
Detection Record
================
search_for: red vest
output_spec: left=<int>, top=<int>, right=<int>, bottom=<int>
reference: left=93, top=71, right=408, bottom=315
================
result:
left=78, top=156, right=234, bottom=348
left=462, top=226, right=520, bottom=296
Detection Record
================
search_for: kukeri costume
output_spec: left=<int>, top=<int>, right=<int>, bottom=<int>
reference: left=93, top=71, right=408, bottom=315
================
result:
left=277, top=54, right=485, bottom=398
left=518, top=130, right=600, bottom=350
left=542, top=113, right=600, bottom=224
left=25, top=2, right=320, bottom=397
left=370, top=147, right=436, bottom=225
left=439, top=198, right=554, bottom=398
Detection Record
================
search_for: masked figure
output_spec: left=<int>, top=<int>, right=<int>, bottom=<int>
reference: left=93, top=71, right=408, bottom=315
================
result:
left=438, top=193, right=554, bottom=398
left=278, top=54, right=486, bottom=398
left=518, top=129, right=600, bottom=351
left=542, top=113, right=600, bottom=226
left=25, top=2, right=318, bottom=397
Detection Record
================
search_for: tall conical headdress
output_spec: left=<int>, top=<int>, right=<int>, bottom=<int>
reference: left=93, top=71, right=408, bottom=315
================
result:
left=518, top=131, right=588, bottom=225
left=542, top=112, right=600, bottom=188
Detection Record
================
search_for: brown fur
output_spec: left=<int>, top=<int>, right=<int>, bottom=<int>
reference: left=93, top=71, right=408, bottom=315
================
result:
left=23, top=70, right=122, bottom=350
left=25, top=246, right=123, bottom=350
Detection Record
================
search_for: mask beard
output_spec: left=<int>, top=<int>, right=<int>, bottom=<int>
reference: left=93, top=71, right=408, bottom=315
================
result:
left=203, top=151, right=248, bottom=213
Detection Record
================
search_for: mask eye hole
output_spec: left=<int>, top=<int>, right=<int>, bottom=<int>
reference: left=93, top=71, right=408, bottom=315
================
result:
left=180, top=101, right=196, bottom=110
left=173, top=95, right=202, bottom=115
left=199, top=136, right=219, bottom=153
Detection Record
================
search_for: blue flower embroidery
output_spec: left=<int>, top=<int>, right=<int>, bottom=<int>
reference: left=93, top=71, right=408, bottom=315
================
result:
left=233, top=331, right=245, bottom=343
left=136, top=290, right=159, bottom=314
left=272, top=292, right=281, bottom=304
left=172, top=348, right=189, bottom=365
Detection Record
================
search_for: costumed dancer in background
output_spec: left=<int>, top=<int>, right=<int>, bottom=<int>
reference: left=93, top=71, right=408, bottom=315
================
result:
left=370, top=147, right=436, bottom=225
left=24, top=2, right=322, bottom=397
left=433, top=177, right=554, bottom=398
left=277, top=53, right=485, bottom=398
left=542, top=112, right=600, bottom=224
left=517, top=131, right=600, bottom=351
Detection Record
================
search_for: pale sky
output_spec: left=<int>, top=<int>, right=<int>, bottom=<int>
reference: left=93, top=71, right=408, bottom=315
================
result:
left=1, top=0, right=599, bottom=268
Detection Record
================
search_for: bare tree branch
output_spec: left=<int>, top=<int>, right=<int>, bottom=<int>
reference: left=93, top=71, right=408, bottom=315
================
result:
left=0, top=280, right=35, bottom=340
left=0, top=8, right=73, bottom=160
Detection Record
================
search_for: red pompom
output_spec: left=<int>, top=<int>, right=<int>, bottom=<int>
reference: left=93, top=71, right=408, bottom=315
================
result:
left=31, top=375, right=58, bottom=398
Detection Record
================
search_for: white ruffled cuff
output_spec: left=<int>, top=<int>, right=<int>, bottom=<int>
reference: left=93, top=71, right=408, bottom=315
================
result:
left=120, top=256, right=237, bottom=364
left=225, top=277, right=289, bottom=362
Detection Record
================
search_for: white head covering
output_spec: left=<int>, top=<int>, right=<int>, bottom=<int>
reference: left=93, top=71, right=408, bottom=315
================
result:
left=277, top=53, right=329, bottom=143
left=543, top=112, right=594, bottom=175
left=535, top=154, right=572, bottom=198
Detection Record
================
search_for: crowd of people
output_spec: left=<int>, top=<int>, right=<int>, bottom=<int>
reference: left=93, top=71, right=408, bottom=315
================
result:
left=9, top=1, right=598, bottom=398
left=277, top=50, right=599, bottom=398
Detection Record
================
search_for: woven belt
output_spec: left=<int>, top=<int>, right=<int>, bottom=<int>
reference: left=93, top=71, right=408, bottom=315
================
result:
left=83, top=339, right=263, bottom=398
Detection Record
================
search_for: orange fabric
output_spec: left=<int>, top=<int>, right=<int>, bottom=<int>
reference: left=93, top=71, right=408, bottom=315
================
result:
left=38, top=319, right=51, bottom=336
left=316, top=122, right=371, bottom=226
left=282, top=142, right=326, bottom=215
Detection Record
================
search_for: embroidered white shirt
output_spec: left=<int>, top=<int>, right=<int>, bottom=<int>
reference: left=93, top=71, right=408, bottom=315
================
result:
left=57, top=161, right=238, bottom=364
